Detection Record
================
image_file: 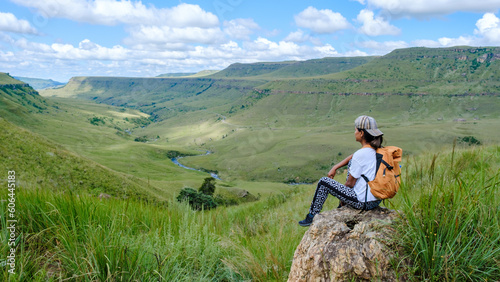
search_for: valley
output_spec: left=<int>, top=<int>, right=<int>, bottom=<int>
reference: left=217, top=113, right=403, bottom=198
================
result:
left=1, top=46, right=499, bottom=281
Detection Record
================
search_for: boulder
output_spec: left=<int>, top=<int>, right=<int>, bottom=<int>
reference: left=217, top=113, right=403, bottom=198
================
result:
left=98, top=193, right=112, bottom=199
left=288, top=206, right=400, bottom=281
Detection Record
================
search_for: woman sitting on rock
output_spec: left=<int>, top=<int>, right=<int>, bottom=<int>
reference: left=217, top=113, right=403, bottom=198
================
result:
left=299, top=115, right=383, bottom=227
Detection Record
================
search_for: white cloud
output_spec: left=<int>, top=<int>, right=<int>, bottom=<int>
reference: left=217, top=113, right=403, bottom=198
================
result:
left=357, top=0, right=500, bottom=17
left=410, top=36, right=474, bottom=48
left=343, top=50, right=369, bottom=56
left=474, top=13, right=500, bottom=44
left=437, top=36, right=474, bottom=46
left=410, top=13, right=500, bottom=47
left=357, top=9, right=401, bottom=36
left=223, top=18, right=260, bottom=40
left=1, top=32, right=358, bottom=81
left=313, top=44, right=338, bottom=56
left=411, top=39, right=443, bottom=48
left=11, top=1, right=225, bottom=49
left=284, top=30, right=309, bottom=43
left=0, top=12, right=38, bottom=34
left=358, top=40, right=409, bottom=54
left=10, top=1, right=219, bottom=27
left=125, top=26, right=225, bottom=46
left=295, top=6, right=351, bottom=34
left=283, top=29, right=323, bottom=45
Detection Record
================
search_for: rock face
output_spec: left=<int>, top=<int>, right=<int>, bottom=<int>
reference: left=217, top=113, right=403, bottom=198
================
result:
left=288, top=206, right=400, bottom=282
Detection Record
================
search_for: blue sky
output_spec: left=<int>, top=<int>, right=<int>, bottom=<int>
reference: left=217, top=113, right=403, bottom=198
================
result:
left=1, top=0, right=499, bottom=82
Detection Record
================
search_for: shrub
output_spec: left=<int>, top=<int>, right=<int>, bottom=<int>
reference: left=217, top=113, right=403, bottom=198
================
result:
left=177, top=188, right=217, bottom=210
left=88, top=116, right=105, bottom=126
left=457, top=135, right=481, bottom=146
left=199, top=177, right=216, bottom=196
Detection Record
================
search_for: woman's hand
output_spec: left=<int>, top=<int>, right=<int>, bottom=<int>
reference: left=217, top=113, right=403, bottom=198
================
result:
left=327, top=154, right=353, bottom=179
left=327, top=166, right=338, bottom=179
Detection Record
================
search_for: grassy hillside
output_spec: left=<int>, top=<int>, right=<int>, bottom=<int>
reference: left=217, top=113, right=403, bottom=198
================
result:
left=209, top=56, right=375, bottom=79
left=263, top=46, right=500, bottom=95
left=36, top=47, right=500, bottom=182
left=138, top=91, right=500, bottom=182
left=41, top=77, right=266, bottom=121
left=0, top=73, right=56, bottom=126
left=0, top=117, right=164, bottom=201
left=13, top=76, right=65, bottom=90
left=0, top=72, right=24, bottom=84
left=209, top=61, right=295, bottom=78
left=4, top=80, right=292, bottom=198
left=2, top=145, right=498, bottom=281
left=156, top=72, right=197, bottom=78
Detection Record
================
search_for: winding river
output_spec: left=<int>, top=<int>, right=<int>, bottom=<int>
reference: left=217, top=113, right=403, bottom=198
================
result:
left=171, top=151, right=221, bottom=180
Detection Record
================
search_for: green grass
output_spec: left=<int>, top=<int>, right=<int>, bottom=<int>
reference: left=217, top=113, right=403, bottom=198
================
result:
left=0, top=73, right=25, bottom=85
left=1, top=145, right=498, bottom=281
left=143, top=93, right=500, bottom=182
left=0, top=117, right=165, bottom=201
left=396, top=145, right=500, bottom=281
left=261, top=46, right=500, bottom=95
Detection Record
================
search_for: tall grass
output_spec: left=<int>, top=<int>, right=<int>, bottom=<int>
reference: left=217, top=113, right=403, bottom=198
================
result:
left=1, top=185, right=308, bottom=281
left=398, top=145, right=500, bottom=281
left=1, top=146, right=498, bottom=281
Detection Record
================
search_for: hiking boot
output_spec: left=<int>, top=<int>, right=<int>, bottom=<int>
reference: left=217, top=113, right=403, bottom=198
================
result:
left=298, top=213, right=315, bottom=227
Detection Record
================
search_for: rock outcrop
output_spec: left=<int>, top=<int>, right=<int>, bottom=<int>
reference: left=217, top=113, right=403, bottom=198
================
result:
left=289, top=206, right=400, bottom=281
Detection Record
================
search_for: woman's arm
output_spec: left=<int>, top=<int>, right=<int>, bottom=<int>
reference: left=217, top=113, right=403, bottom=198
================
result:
left=327, top=154, right=353, bottom=179
left=344, top=174, right=357, bottom=188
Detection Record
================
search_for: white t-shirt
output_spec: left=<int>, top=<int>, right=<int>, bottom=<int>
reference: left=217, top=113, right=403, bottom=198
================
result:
left=349, top=147, right=378, bottom=202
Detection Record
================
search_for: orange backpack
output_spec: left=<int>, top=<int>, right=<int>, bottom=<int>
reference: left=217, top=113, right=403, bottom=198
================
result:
left=361, top=146, right=403, bottom=200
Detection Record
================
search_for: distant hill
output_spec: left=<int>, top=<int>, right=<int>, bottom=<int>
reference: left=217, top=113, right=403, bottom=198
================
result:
left=14, top=76, right=65, bottom=90
left=156, top=70, right=220, bottom=78
left=209, top=57, right=376, bottom=79
left=0, top=72, right=25, bottom=84
left=209, top=61, right=295, bottom=78
left=0, top=72, right=54, bottom=125
left=41, top=76, right=267, bottom=121
left=156, top=72, right=197, bottom=78
left=187, top=70, right=220, bottom=77
left=263, top=46, right=500, bottom=95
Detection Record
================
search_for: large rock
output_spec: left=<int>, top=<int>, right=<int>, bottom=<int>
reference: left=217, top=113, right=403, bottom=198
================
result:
left=289, top=206, right=400, bottom=281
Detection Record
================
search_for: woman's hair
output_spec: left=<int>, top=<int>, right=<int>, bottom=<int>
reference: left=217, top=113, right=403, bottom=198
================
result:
left=358, top=128, right=383, bottom=149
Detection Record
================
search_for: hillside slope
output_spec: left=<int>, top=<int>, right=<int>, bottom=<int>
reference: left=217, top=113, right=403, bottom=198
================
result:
left=263, top=46, right=500, bottom=95
left=0, top=117, right=165, bottom=201
left=27, top=47, right=500, bottom=182
left=14, top=76, right=65, bottom=90
left=208, top=57, right=375, bottom=79
left=0, top=73, right=55, bottom=125
left=42, top=77, right=266, bottom=121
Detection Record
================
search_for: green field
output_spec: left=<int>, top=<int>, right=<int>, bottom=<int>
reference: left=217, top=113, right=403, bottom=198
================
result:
left=1, top=46, right=499, bottom=280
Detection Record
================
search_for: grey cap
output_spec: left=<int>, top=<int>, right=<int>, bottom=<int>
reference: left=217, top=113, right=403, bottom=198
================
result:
left=355, top=115, right=383, bottom=137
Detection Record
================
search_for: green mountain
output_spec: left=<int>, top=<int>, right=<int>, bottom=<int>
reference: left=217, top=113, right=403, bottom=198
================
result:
left=29, top=47, right=500, bottom=183
left=208, top=57, right=375, bottom=79
left=0, top=117, right=162, bottom=201
left=156, top=72, right=197, bottom=78
left=263, top=46, right=500, bottom=95
left=42, top=76, right=267, bottom=121
left=0, top=73, right=205, bottom=202
left=13, top=76, right=65, bottom=90
left=209, top=61, right=295, bottom=78
left=0, top=73, right=54, bottom=125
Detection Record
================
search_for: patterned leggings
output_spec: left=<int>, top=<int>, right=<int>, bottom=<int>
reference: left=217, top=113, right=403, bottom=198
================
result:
left=309, top=176, right=381, bottom=215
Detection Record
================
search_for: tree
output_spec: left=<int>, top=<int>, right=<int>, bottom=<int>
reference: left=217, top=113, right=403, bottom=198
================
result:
left=199, top=177, right=216, bottom=196
left=177, top=188, right=217, bottom=210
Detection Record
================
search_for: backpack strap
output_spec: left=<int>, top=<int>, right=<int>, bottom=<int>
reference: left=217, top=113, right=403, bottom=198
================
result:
left=359, top=152, right=383, bottom=210
left=361, top=174, right=370, bottom=210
